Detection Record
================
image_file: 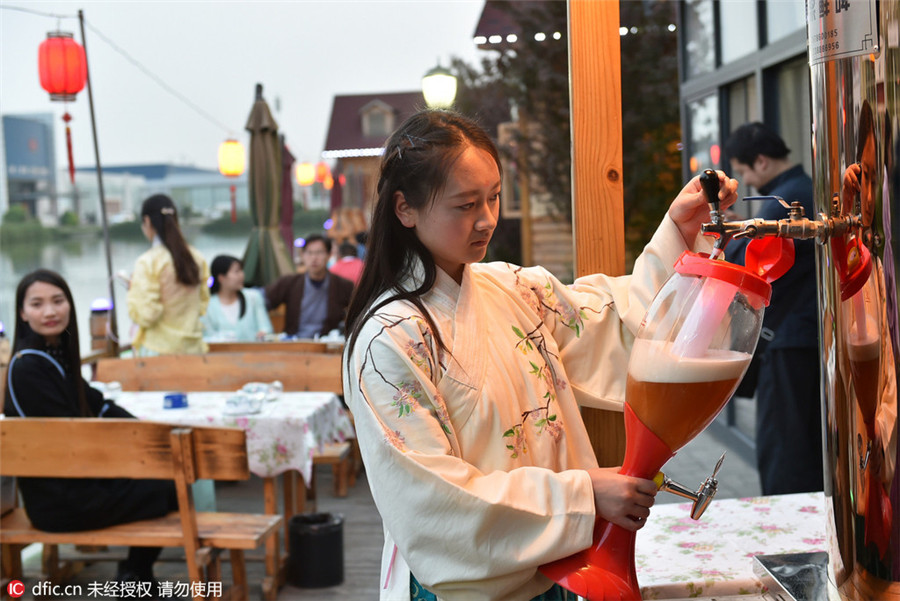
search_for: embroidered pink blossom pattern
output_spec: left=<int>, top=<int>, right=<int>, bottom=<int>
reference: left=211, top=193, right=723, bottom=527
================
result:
left=516, top=280, right=544, bottom=316
left=503, top=425, right=528, bottom=458
left=432, top=391, right=452, bottom=435
left=384, top=428, right=406, bottom=451
left=393, top=381, right=423, bottom=417
left=537, top=415, right=562, bottom=440
left=539, top=281, right=587, bottom=336
left=405, top=339, right=433, bottom=379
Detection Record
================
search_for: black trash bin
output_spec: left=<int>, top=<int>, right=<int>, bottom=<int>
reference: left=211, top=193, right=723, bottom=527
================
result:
left=288, top=513, right=344, bottom=587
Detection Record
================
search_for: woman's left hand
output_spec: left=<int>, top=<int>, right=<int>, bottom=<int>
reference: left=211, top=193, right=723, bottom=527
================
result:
left=668, top=170, right=739, bottom=247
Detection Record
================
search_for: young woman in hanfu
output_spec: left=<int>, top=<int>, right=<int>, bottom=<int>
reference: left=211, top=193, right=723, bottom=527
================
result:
left=342, top=109, right=739, bottom=601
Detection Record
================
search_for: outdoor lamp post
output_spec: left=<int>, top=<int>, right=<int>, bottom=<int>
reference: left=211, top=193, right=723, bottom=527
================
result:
left=218, top=138, right=245, bottom=223
left=296, top=162, right=315, bottom=209
left=38, top=31, right=87, bottom=184
left=422, top=63, right=457, bottom=108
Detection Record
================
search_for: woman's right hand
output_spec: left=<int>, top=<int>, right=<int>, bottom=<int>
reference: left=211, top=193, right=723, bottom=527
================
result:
left=588, top=467, right=658, bottom=531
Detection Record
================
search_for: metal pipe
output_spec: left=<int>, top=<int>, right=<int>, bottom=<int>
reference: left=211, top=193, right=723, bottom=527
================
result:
left=78, top=10, right=118, bottom=355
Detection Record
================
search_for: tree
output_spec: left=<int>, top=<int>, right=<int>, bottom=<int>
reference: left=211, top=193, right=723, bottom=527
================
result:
left=619, top=0, right=682, bottom=268
left=452, top=0, right=681, bottom=267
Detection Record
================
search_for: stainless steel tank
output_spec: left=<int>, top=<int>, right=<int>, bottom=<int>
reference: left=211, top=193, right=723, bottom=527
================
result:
left=808, top=1, right=900, bottom=598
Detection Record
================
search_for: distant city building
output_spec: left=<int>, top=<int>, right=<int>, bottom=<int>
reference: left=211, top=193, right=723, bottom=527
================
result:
left=2, top=113, right=57, bottom=225
left=70, top=164, right=248, bottom=223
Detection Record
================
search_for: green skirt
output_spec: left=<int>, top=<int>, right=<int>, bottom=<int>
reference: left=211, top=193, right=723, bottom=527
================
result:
left=410, top=574, right=574, bottom=600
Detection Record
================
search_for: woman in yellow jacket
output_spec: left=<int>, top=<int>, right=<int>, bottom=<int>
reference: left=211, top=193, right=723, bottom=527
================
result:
left=126, top=194, right=210, bottom=355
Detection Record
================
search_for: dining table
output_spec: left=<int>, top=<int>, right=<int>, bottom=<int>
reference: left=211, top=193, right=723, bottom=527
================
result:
left=115, top=388, right=354, bottom=585
left=635, top=491, right=827, bottom=600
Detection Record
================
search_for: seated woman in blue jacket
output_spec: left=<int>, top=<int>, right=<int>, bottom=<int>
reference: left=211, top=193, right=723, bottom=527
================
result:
left=202, top=255, right=273, bottom=342
left=4, top=269, right=177, bottom=584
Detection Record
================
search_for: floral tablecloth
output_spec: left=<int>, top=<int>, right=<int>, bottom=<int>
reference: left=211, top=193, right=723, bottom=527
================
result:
left=635, top=491, right=827, bottom=599
left=116, top=390, right=354, bottom=484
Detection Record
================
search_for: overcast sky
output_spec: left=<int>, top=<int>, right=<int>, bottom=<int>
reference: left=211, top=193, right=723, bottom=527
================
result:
left=0, top=0, right=486, bottom=174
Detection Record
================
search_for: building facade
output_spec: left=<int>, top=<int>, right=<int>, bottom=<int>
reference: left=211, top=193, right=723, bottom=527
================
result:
left=678, top=1, right=810, bottom=211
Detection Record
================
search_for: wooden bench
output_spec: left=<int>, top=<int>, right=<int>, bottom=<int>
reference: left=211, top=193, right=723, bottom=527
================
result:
left=0, top=418, right=282, bottom=601
left=307, top=442, right=353, bottom=511
left=207, top=340, right=336, bottom=354
left=95, top=351, right=343, bottom=395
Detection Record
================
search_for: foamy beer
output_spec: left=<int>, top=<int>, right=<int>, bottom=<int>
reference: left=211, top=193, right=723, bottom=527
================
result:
left=628, top=340, right=750, bottom=452
left=541, top=248, right=783, bottom=600
left=843, top=273, right=890, bottom=557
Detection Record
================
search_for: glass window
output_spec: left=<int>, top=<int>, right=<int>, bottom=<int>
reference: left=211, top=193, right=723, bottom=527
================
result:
left=688, top=93, right=720, bottom=175
left=683, top=0, right=715, bottom=77
left=766, top=0, right=806, bottom=43
left=720, top=0, right=758, bottom=64
left=726, top=75, right=759, bottom=215
left=364, top=111, right=387, bottom=138
left=775, top=57, right=812, bottom=176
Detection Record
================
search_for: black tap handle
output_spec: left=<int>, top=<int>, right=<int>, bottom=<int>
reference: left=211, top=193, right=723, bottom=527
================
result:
left=700, top=169, right=720, bottom=212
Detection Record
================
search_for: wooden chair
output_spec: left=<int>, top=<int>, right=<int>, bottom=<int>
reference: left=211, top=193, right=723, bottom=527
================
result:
left=95, top=351, right=343, bottom=395
left=267, top=307, right=285, bottom=335
left=0, top=418, right=282, bottom=601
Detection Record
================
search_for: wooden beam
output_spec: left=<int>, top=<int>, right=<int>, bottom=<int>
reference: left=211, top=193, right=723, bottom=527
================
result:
left=569, top=0, right=626, bottom=467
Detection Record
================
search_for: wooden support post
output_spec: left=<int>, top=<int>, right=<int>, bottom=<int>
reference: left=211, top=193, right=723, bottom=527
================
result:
left=569, top=0, right=627, bottom=467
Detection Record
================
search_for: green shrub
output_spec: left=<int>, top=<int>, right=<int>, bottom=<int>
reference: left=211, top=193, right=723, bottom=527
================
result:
left=0, top=219, right=49, bottom=243
left=60, top=210, right=80, bottom=226
left=2, top=204, right=28, bottom=224
left=292, top=207, right=330, bottom=238
left=201, top=211, right=255, bottom=235
left=108, top=221, right=144, bottom=240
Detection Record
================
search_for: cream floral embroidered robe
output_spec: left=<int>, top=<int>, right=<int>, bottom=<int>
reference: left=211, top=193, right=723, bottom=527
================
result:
left=344, top=216, right=703, bottom=600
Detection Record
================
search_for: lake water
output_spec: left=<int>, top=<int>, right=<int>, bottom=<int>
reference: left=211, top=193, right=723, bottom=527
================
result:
left=1, top=229, right=252, bottom=353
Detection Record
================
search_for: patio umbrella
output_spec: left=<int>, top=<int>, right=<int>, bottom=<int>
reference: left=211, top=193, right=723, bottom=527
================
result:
left=242, top=83, right=294, bottom=287
left=279, top=135, right=296, bottom=253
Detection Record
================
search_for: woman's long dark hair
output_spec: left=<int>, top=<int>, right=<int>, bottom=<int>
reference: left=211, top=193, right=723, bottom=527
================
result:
left=7, top=269, right=91, bottom=416
left=141, top=194, right=200, bottom=286
left=210, top=254, right=246, bottom=318
left=345, top=109, right=502, bottom=358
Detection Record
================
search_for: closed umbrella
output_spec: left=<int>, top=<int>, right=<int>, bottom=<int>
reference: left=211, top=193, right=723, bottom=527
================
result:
left=242, top=83, right=294, bottom=287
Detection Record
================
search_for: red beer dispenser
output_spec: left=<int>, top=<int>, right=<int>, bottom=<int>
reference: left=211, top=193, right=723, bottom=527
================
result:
left=541, top=170, right=795, bottom=600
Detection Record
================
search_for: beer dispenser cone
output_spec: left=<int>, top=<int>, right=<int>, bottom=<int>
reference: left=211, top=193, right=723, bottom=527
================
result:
left=539, top=405, right=673, bottom=599
left=541, top=171, right=794, bottom=600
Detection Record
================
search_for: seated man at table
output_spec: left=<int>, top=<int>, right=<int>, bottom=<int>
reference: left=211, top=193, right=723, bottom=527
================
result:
left=264, top=234, right=354, bottom=338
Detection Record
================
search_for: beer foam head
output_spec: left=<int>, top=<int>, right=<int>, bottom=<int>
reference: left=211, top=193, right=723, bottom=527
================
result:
left=628, top=338, right=751, bottom=383
left=848, top=315, right=880, bottom=361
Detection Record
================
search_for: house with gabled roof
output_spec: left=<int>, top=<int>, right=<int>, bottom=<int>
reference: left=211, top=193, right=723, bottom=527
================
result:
left=321, top=91, right=425, bottom=240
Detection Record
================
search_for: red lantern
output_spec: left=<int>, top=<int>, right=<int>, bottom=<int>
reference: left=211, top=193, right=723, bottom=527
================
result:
left=315, top=161, right=330, bottom=183
left=39, top=32, right=86, bottom=100
left=38, top=31, right=87, bottom=184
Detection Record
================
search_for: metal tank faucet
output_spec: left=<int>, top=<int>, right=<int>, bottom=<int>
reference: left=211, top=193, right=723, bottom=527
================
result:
left=655, top=452, right=726, bottom=520
left=699, top=173, right=862, bottom=249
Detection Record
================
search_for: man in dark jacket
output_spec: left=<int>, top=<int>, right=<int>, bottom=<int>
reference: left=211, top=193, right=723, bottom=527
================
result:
left=265, top=234, right=354, bottom=338
left=724, top=122, right=822, bottom=495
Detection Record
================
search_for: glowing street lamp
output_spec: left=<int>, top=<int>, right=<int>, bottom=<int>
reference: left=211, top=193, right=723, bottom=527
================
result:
left=218, top=139, right=245, bottom=223
left=422, top=63, right=457, bottom=109
left=296, top=162, right=315, bottom=186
